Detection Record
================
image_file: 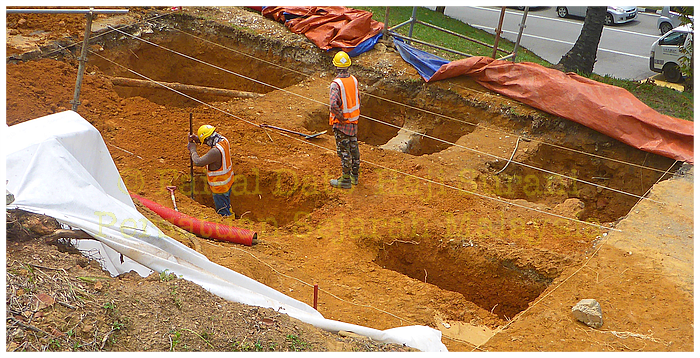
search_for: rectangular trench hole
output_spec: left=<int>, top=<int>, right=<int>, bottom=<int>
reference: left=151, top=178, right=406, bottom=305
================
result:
left=304, top=86, right=480, bottom=156
left=173, top=168, right=330, bottom=227
left=484, top=140, right=682, bottom=223
left=90, top=28, right=308, bottom=107
left=91, top=14, right=485, bottom=160
left=374, top=240, right=555, bottom=320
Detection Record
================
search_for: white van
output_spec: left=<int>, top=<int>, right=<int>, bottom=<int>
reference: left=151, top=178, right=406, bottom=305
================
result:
left=649, top=25, right=693, bottom=83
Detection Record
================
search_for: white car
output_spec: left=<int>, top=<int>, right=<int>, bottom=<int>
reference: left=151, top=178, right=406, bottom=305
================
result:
left=656, top=6, right=693, bottom=34
left=556, top=6, right=638, bottom=25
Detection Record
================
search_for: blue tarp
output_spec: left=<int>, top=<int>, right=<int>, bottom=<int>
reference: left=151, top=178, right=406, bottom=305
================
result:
left=392, top=35, right=451, bottom=81
left=347, top=32, right=383, bottom=57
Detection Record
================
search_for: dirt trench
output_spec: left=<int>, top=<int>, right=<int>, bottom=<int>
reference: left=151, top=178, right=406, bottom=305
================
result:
left=5, top=7, right=687, bottom=351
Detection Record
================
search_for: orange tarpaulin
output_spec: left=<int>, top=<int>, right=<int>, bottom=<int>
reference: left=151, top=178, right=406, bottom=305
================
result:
left=429, top=57, right=694, bottom=164
left=261, top=6, right=384, bottom=51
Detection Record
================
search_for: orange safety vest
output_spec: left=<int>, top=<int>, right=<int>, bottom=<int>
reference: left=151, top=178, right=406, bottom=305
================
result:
left=329, top=76, right=360, bottom=125
left=206, top=137, right=234, bottom=194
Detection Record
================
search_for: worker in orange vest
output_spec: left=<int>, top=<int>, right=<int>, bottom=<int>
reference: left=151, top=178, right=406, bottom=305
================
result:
left=187, top=124, right=234, bottom=217
left=328, top=50, right=361, bottom=189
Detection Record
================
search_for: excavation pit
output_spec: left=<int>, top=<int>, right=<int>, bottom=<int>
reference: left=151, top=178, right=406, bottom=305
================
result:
left=86, top=13, right=681, bottom=308
left=374, top=240, right=554, bottom=320
left=172, top=168, right=329, bottom=227
left=90, top=22, right=310, bottom=107
left=304, top=86, right=479, bottom=155
left=482, top=137, right=681, bottom=223
left=6, top=8, right=691, bottom=351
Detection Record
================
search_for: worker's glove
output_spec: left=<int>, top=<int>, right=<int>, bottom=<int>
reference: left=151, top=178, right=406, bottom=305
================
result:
left=188, top=134, right=201, bottom=144
left=187, top=142, right=197, bottom=152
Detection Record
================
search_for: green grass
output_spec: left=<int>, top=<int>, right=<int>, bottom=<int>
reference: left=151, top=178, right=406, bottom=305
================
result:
left=170, top=284, right=183, bottom=309
left=357, top=6, right=549, bottom=65
left=593, top=74, right=694, bottom=121
left=357, top=6, right=693, bottom=121
left=286, top=334, right=309, bottom=351
left=231, top=339, right=265, bottom=352
left=159, top=269, right=177, bottom=282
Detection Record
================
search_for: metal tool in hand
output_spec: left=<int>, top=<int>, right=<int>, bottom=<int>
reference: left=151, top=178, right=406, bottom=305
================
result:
left=259, top=124, right=326, bottom=139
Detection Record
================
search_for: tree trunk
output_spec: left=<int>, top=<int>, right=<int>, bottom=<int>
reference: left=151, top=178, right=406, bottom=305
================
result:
left=557, top=7, right=606, bottom=74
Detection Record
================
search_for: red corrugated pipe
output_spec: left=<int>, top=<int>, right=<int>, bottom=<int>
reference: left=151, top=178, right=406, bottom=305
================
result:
left=131, top=194, right=257, bottom=246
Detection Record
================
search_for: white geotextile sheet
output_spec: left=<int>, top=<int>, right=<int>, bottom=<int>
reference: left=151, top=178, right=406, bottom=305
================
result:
left=4, top=111, right=447, bottom=352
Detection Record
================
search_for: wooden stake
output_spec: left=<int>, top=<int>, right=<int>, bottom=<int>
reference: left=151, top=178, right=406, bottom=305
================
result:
left=313, top=284, right=319, bottom=310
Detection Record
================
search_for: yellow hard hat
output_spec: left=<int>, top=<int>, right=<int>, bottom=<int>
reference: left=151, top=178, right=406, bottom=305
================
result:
left=197, top=124, right=216, bottom=142
left=332, top=51, right=351, bottom=68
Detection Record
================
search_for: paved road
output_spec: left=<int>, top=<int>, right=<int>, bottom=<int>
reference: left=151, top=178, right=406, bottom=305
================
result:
left=433, top=6, right=664, bottom=81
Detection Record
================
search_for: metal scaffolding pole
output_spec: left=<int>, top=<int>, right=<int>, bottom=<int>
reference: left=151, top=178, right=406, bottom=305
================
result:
left=491, top=7, right=506, bottom=59
left=407, top=6, right=418, bottom=45
left=510, top=7, right=529, bottom=62
left=416, top=20, right=508, bottom=55
left=390, top=33, right=472, bottom=58
left=387, top=7, right=523, bottom=61
left=70, top=9, right=94, bottom=111
left=383, top=7, right=390, bottom=36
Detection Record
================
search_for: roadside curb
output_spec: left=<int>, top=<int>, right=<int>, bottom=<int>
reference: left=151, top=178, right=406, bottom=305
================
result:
left=648, top=74, right=685, bottom=91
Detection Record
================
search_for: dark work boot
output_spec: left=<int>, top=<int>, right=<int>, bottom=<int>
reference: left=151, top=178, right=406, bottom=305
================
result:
left=350, top=174, right=358, bottom=186
left=330, top=174, right=352, bottom=189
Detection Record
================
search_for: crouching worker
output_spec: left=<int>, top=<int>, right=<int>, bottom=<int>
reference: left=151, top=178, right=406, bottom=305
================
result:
left=187, top=124, right=234, bottom=217
left=329, top=50, right=360, bottom=189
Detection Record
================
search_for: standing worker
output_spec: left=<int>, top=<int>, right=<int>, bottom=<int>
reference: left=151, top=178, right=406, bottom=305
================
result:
left=328, top=50, right=361, bottom=189
left=187, top=124, right=234, bottom=217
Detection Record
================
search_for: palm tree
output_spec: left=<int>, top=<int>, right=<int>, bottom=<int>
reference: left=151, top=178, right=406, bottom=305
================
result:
left=557, top=7, right=606, bottom=74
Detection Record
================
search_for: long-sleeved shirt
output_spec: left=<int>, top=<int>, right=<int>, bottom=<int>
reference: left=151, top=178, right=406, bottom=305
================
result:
left=330, top=70, right=358, bottom=136
left=188, top=142, right=222, bottom=171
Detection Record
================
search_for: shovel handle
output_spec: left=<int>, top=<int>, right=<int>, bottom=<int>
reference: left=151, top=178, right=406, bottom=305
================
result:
left=169, top=191, right=178, bottom=211
left=166, top=186, right=178, bottom=211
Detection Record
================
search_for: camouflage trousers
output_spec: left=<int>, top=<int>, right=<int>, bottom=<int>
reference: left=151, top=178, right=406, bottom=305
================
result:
left=333, top=129, right=360, bottom=176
